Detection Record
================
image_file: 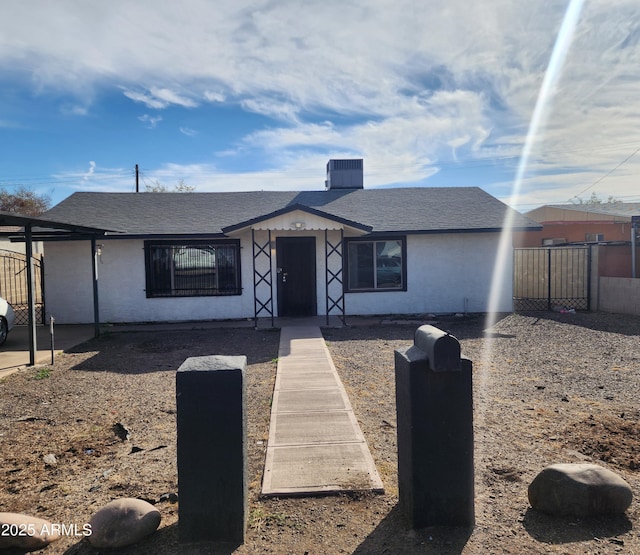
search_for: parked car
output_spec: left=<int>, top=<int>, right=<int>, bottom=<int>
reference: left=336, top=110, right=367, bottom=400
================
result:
left=0, top=297, right=15, bottom=345
left=376, top=257, right=402, bottom=287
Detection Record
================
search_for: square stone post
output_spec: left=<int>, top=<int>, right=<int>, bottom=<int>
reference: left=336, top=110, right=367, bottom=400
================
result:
left=394, top=325, right=474, bottom=529
left=176, top=355, right=247, bottom=545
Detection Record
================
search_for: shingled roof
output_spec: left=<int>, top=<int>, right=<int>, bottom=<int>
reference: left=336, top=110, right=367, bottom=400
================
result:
left=42, top=187, right=540, bottom=237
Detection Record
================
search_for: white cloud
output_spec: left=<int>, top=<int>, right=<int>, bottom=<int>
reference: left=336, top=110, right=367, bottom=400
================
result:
left=123, top=86, right=197, bottom=109
left=204, top=90, right=225, bottom=103
left=83, top=161, right=96, bottom=181
left=123, top=90, right=168, bottom=109
left=60, top=104, right=89, bottom=116
left=240, top=97, right=301, bottom=123
left=53, top=164, right=135, bottom=193
left=179, top=127, right=197, bottom=136
left=3, top=0, right=640, bottom=206
left=138, top=114, right=163, bottom=128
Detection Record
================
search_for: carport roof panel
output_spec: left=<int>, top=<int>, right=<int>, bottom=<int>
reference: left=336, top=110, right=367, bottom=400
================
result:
left=0, top=210, right=118, bottom=235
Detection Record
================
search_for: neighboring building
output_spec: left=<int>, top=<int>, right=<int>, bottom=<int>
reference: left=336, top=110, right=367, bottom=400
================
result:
left=513, top=203, right=640, bottom=247
left=40, top=160, right=540, bottom=324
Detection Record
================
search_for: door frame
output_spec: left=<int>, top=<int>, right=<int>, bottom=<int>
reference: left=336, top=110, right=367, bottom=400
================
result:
left=276, top=236, right=317, bottom=317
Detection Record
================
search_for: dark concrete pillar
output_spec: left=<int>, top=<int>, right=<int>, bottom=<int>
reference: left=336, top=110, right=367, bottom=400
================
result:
left=394, top=325, right=474, bottom=529
left=176, top=355, right=247, bottom=545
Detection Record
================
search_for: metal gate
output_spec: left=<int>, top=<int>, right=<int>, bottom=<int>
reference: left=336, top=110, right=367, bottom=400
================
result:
left=0, top=250, right=45, bottom=324
left=513, top=246, right=591, bottom=311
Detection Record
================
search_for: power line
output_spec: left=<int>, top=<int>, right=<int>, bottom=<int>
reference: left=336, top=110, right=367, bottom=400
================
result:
left=567, top=145, right=640, bottom=202
left=0, top=172, right=134, bottom=188
left=2, top=139, right=640, bottom=188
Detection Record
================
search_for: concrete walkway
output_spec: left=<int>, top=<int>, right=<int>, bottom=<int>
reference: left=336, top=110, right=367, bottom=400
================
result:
left=261, top=326, right=384, bottom=496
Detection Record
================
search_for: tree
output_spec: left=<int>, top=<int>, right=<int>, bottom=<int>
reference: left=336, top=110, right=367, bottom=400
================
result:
left=144, top=179, right=195, bottom=193
left=572, top=192, right=621, bottom=205
left=0, top=186, right=51, bottom=216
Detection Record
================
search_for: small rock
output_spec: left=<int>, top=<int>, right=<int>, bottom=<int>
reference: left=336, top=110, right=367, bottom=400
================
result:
left=113, top=422, right=130, bottom=441
left=0, top=513, right=60, bottom=551
left=88, top=498, right=161, bottom=549
left=528, top=463, right=633, bottom=517
left=43, top=454, right=57, bottom=466
left=158, top=492, right=178, bottom=503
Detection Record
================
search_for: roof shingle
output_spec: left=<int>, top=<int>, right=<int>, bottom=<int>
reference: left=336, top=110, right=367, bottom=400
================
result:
left=43, top=187, right=540, bottom=236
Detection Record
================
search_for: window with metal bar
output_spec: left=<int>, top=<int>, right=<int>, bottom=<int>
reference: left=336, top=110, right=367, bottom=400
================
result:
left=144, top=240, right=241, bottom=297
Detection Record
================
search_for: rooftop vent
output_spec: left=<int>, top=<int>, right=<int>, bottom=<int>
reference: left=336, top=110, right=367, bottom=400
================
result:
left=325, top=159, right=363, bottom=190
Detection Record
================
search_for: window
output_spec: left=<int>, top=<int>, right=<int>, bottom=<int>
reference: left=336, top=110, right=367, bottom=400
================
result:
left=145, top=240, right=241, bottom=297
left=585, top=233, right=604, bottom=242
left=346, top=238, right=405, bottom=291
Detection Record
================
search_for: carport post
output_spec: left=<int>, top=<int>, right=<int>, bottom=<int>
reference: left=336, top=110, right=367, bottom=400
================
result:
left=632, top=220, right=638, bottom=279
left=91, top=238, right=100, bottom=337
left=25, top=224, right=37, bottom=366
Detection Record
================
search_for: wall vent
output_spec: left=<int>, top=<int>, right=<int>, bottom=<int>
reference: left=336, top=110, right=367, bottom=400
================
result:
left=325, top=159, right=364, bottom=190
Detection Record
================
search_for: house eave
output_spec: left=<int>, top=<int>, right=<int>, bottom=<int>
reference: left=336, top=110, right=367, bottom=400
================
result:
left=375, top=225, right=542, bottom=235
left=221, top=204, right=373, bottom=235
left=22, top=232, right=228, bottom=242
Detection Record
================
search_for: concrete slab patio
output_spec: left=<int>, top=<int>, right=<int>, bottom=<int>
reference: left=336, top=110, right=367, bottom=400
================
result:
left=0, top=324, right=95, bottom=378
left=262, top=325, right=384, bottom=496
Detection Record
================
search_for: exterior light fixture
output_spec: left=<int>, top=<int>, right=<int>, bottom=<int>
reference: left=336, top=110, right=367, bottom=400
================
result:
left=291, top=222, right=306, bottom=230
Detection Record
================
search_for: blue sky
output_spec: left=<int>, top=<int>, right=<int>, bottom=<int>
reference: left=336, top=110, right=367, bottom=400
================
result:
left=2, top=0, right=640, bottom=213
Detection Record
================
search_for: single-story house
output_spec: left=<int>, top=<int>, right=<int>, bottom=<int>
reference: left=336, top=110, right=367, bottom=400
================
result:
left=39, top=160, right=540, bottom=324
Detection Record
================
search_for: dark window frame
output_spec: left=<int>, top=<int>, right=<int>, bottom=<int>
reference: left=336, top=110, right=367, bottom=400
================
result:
left=144, top=239, right=242, bottom=298
left=344, top=236, right=407, bottom=293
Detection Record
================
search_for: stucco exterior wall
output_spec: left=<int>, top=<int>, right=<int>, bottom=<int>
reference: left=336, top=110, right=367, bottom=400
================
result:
left=44, top=231, right=511, bottom=324
left=0, top=238, right=44, bottom=256
left=45, top=238, right=256, bottom=324
left=344, top=232, right=511, bottom=315
left=45, top=241, right=95, bottom=323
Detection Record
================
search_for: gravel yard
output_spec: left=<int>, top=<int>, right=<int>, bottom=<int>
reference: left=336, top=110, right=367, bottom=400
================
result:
left=0, top=312, right=638, bottom=554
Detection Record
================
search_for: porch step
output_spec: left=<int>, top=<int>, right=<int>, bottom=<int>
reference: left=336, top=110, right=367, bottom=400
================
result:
left=261, top=326, right=384, bottom=496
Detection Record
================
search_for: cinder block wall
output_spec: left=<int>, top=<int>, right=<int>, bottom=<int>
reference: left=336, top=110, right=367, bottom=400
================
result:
left=598, top=277, right=640, bottom=315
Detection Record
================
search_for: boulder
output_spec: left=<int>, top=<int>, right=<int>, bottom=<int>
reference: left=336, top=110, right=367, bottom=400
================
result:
left=88, top=498, right=161, bottom=549
left=0, top=513, right=60, bottom=552
left=528, top=463, right=633, bottom=517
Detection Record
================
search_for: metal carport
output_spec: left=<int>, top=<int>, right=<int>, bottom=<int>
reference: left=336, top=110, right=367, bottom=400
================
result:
left=0, top=211, right=114, bottom=366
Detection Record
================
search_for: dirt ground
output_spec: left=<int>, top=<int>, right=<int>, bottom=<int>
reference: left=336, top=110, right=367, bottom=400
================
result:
left=0, top=312, right=638, bottom=554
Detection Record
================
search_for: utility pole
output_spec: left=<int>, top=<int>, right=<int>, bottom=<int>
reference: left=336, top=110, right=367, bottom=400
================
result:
left=135, top=164, right=139, bottom=192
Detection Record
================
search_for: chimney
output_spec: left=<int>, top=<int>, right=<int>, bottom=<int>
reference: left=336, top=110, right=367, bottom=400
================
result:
left=325, top=159, right=364, bottom=190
